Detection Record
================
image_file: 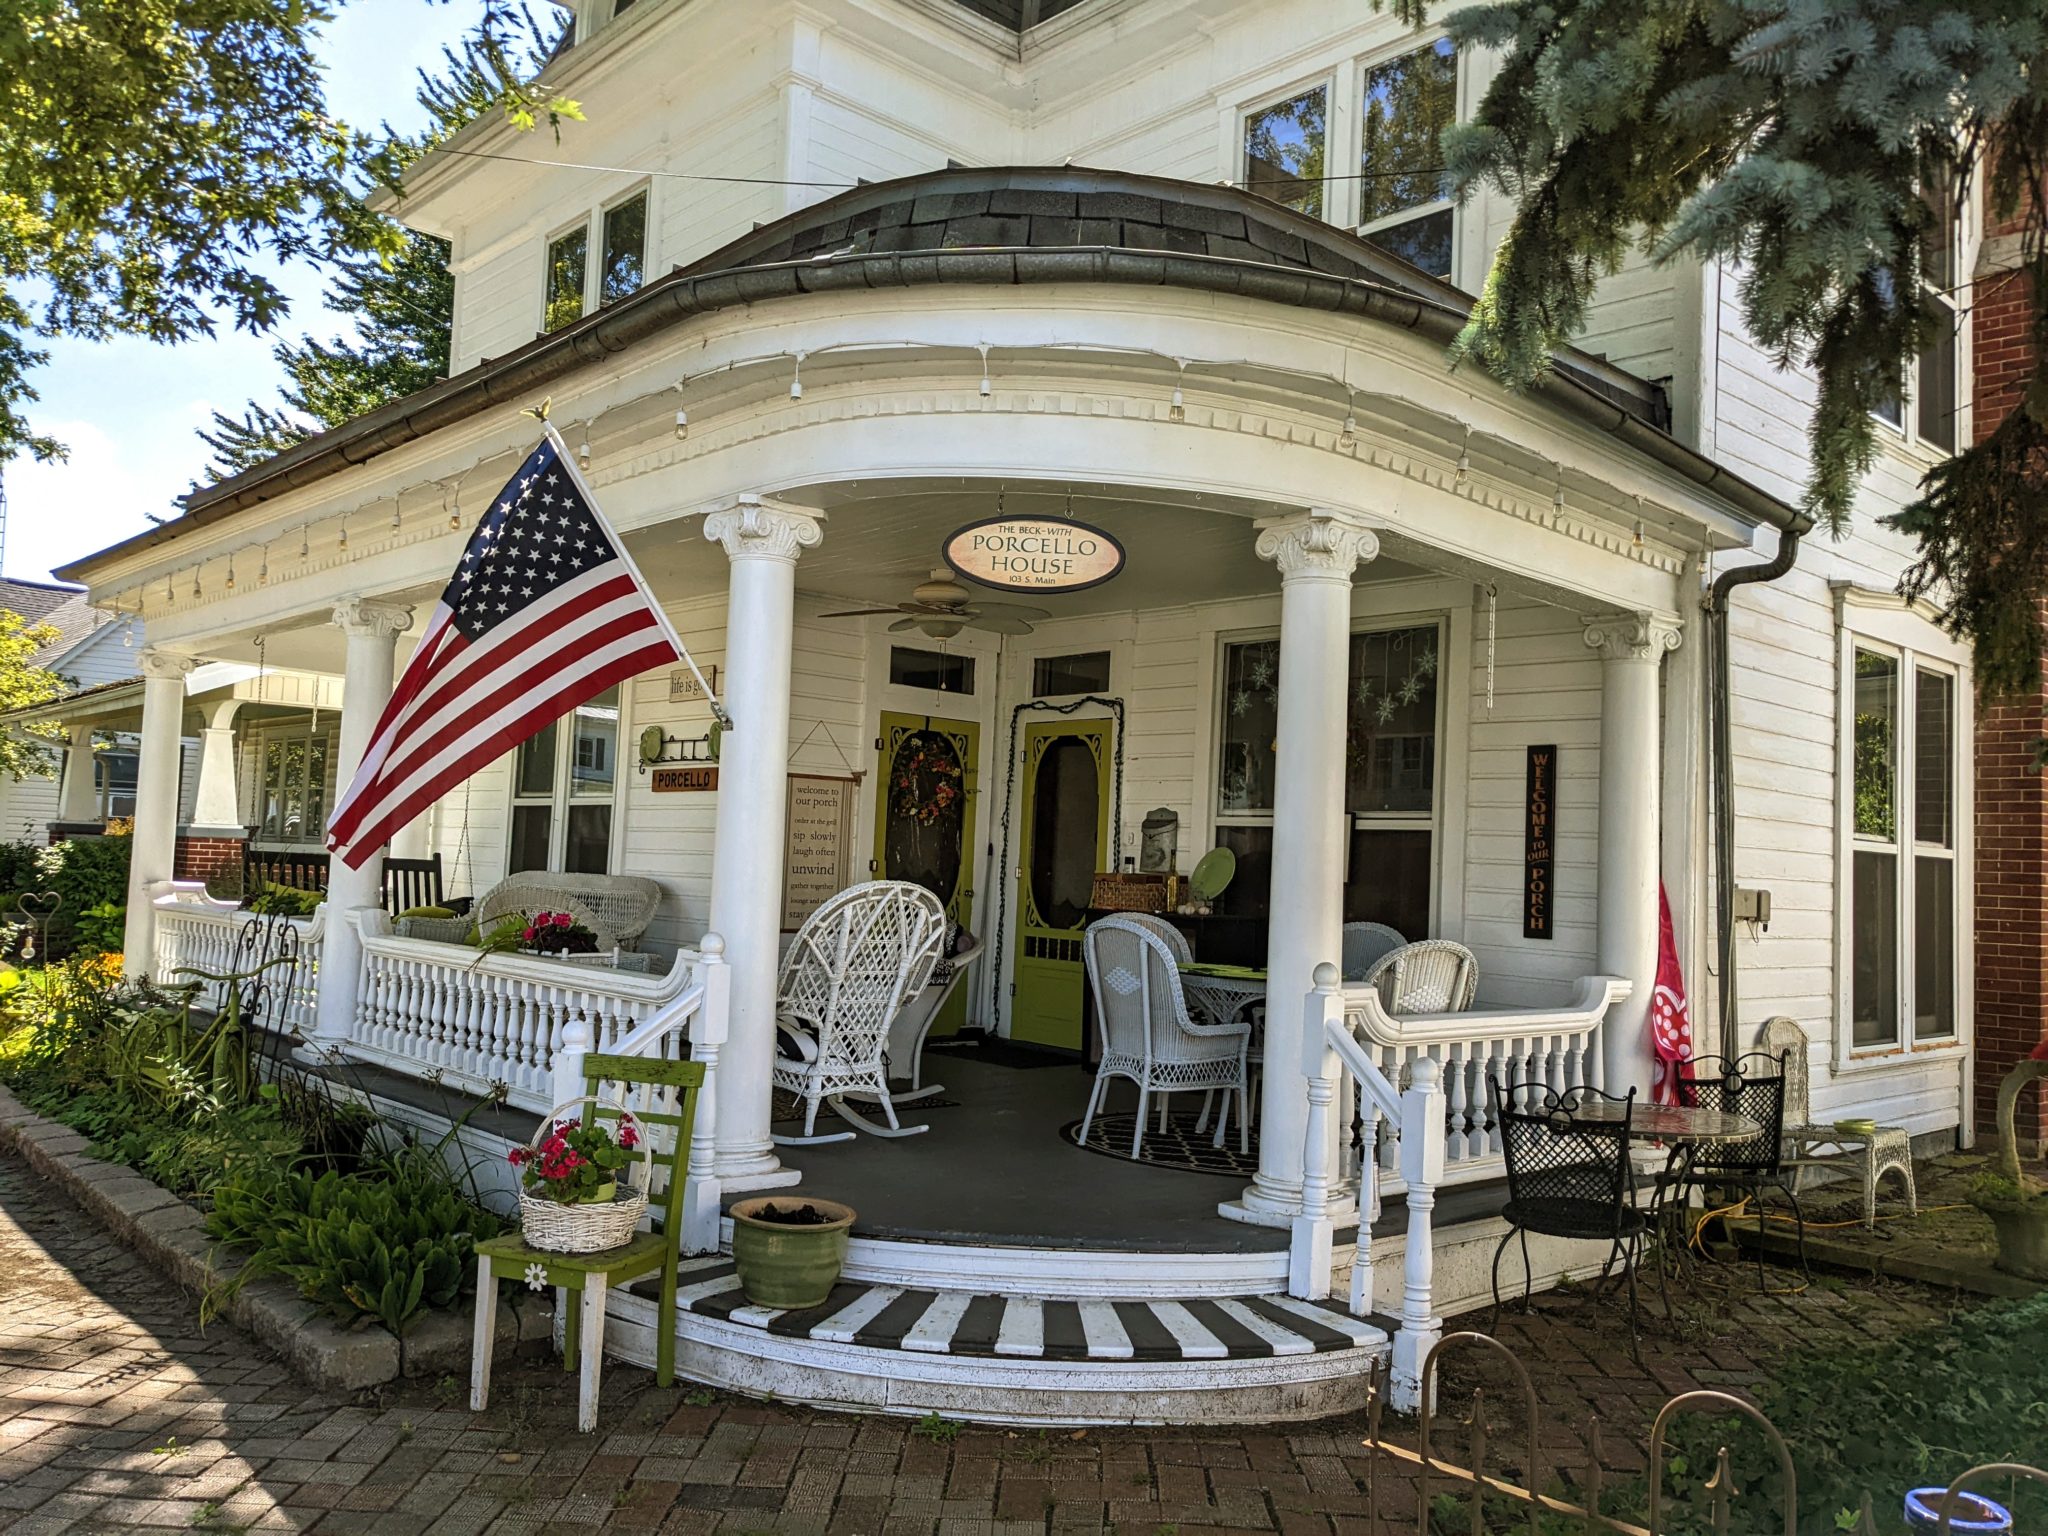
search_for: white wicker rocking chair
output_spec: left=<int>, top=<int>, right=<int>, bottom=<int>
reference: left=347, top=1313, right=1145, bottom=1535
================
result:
left=1361, top=938, right=1479, bottom=1013
left=772, top=881, right=948, bottom=1144
left=1341, top=921, right=1407, bottom=982
left=1081, top=916, right=1252, bottom=1159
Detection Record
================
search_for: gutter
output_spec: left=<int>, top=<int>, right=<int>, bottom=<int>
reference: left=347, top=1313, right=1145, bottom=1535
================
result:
left=1704, top=527, right=1805, bottom=1057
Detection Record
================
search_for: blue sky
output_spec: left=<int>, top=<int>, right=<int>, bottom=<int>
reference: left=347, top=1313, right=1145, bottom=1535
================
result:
left=6, top=0, right=485, bottom=586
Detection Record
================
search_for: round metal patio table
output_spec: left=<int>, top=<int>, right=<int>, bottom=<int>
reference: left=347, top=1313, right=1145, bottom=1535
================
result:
left=1568, top=1099, right=1763, bottom=1282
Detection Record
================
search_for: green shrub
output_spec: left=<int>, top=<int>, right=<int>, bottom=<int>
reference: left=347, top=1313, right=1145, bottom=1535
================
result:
left=245, top=883, right=325, bottom=917
left=74, top=900, right=124, bottom=956
left=35, top=834, right=132, bottom=957
left=206, top=1157, right=503, bottom=1335
left=0, top=840, right=41, bottom=901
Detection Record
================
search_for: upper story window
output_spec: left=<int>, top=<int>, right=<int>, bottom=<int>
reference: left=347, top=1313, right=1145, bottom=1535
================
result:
left=1874, top=181, right=1962, bottom=453
left=542, top=189, right=649, bottom=333
left=1358, top=38, right=1457, bottom=278
left=1243, top=87, right=1327, bottom=219
left=510, top=686, right=619, bottom=873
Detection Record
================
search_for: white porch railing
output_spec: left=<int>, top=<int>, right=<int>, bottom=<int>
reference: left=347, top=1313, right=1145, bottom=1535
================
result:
left=150, top=882, right=323, bottom=1039
left=1339, top=974, right=1630, bottom=1193
left=351, top=913, right=731, bottom=1252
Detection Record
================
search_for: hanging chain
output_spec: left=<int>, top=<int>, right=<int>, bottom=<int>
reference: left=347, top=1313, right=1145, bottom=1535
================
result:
left=986, top=694, right=1126, bottom=1026
left=1484, top=583, right=1498, bottom=715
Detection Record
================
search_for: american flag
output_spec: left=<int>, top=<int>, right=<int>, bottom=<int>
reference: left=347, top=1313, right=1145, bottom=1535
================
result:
left=327, top=428, right=684, bottom=869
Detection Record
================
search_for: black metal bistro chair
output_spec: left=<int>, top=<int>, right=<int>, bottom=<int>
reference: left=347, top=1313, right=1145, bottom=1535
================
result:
left=1489, top=1079, right=1656, bottom=1345
left=1674, top=1050, right=1809, bottom=1286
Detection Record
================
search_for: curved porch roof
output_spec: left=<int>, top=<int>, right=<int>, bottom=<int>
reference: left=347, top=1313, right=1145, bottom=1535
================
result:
left=61, top=166, right=1801, bottom=585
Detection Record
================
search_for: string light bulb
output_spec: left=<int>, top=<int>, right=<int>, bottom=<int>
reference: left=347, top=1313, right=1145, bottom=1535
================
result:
left=391, top=498, right=402, bottom=533
left=1633, top=496, right=1645, bottom=547
left=445, top=482, right=460, bottom=530
left=258, top=545, right=269, bottom=585
left=225, top=554, right=235, bottom=590
left=338, top=520, right=348, bottom=551
left=1553, top=462, right=1566, bottom=515
left=1338, top=397, right=1358, bottom=450
left=1169, top=361, right=1186, bottom=423
left=978, top=344, right=991, bottom=398
left=299, top=526, right=310, bottom=559
left=165, top=573, right=174, bottom=602
left=1455, top=428, right=1472, bottom=483
left=191, top=570, right=202, bottom=599
left=673, top=408, right=689, bottom=441
left=577, top=432, right=591, bottom=471
left=789, top=352, right=805, bottom=401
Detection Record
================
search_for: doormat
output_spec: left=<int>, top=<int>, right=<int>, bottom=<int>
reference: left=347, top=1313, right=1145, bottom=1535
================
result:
left=927, top=1037, right=1078, bottom=1070
left=1061, top=1110, right=1258, bottom=1179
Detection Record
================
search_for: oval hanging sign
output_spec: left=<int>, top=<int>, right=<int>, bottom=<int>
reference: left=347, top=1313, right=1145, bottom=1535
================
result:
left=943, top=517, right=1125, bottom=594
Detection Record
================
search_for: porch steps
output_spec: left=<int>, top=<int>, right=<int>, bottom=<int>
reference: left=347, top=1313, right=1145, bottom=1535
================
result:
left=597, top=1257, right=1389, bottom=1425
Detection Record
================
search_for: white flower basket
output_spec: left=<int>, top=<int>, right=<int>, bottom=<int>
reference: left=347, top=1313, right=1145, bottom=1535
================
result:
left=515, top=1097, right=652, bottom=1254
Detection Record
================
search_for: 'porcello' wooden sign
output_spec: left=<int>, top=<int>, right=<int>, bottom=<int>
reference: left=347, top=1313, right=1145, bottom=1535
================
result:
left=1523, top=745, right=1556, bottom=940
left=944, top=516, right=1124, bottom=593
left=651, top=765, right=718, bottom=793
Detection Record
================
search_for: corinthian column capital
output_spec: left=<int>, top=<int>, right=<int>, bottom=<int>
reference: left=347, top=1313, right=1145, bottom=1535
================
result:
left=703, top=495, right=825, bottom=564
left=1253, top=508, right=1380, bottom=583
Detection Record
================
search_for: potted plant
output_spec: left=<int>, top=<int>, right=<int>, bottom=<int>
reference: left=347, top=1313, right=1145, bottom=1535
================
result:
left=1968, top=1059, right=2048, bottom=1282
left=729, top=1196, right=857, bottom=1309
left=508, top=1106, right=648, bottom=1253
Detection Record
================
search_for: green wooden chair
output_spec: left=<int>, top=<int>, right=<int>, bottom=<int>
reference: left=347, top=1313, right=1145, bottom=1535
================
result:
left=470, top=1053, right=705, bottom=1432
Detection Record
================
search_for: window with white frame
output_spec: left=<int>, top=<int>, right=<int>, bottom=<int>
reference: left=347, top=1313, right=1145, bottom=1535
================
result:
left=251, top=721, right=336, bottom=845
left=542, top=189, right=649, bottom=333
left=1214, top=622, right=1440, bottom=935
left=94, top=743, right=138, bottom=820
left=1847, top=643, right=1960, bottom=1050
left=1872, top=180, right=1962, bottom=453
left=1357, top=38, right=1458, bottom=277
left=1242, top=85, right=1328, bottom=219
left=509, top=686, right=620, bottom=874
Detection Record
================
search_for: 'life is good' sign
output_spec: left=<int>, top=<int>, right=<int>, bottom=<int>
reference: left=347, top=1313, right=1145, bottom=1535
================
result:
left=944, top=517, right=1124, bottom=593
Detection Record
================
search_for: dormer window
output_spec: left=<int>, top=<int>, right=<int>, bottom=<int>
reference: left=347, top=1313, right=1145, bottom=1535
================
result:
left=542, top=189, right=649, bottom=333
left=1243, top=86, right=1328, bottom=220
left=1358, top=38, right=1457, bottom=278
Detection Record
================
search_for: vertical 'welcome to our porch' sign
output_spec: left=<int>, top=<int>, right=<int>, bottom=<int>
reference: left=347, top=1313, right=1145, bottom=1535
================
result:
left=1523, top=745, right=1556, bottom=940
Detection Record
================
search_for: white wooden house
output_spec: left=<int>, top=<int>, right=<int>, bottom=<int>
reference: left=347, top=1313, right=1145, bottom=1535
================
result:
left=41, top=0, right=1975, bottom=1422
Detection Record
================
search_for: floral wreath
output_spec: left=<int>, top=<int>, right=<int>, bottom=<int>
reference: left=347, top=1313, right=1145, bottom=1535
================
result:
left=889, top=739, right=965, bottom=826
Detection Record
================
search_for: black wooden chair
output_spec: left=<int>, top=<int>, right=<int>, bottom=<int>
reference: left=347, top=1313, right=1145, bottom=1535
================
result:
left=1674, top=1050, right=1808, bottom=1285
left=381, top=854, right=445, bottom=915
left=241, top=843, right=330, bottom=900
left=1489, top=1078, right=1655, bottom=1344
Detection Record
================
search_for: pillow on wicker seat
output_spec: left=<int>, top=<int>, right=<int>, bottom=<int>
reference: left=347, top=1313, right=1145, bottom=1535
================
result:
left=396, top=914, right=475, bottom=944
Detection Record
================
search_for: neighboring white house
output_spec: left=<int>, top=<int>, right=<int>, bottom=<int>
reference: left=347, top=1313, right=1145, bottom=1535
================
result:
left=38, top=0, right=1975, bottom=1421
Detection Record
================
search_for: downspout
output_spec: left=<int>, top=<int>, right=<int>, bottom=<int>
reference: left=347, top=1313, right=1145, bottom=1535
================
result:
left=1704, top=526, right=1803, bottom=1057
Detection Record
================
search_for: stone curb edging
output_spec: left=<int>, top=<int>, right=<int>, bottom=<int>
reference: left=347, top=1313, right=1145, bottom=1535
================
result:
left=0, top=1083, right=550, bottom=1392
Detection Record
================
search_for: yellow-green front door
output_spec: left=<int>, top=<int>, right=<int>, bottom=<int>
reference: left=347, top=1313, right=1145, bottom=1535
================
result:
left=1011, top=718, right=1112, bottom=1051
left=874, top=711, right=979, bottom=1035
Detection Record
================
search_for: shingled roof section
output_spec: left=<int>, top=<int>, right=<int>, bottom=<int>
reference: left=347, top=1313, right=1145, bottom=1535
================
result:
left=0, top=578, right=96, bottom=660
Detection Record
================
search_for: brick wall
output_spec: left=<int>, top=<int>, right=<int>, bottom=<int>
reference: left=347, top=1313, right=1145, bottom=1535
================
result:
left=1972, top=178, right=2046, bottom=1144
left=173, top=833, right=243, bottom=888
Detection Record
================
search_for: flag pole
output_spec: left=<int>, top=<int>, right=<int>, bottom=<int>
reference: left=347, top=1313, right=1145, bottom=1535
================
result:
left=541, top=420, right=732, bottom=730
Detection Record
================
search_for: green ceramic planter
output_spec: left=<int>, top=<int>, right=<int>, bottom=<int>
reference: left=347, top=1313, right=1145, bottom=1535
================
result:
left=729, top=1196, right=856, bottom=1309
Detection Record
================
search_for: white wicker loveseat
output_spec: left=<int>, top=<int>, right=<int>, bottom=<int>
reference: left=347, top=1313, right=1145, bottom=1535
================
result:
left=472, top=871, right=664, bottom=954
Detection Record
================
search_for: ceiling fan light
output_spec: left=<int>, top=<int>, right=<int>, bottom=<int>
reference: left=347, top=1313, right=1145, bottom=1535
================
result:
left=921, top=619, right=965, bottom=639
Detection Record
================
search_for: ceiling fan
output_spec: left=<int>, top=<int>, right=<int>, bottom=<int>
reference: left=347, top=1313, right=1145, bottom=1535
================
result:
left=819, top=570, right=1050, bottom=639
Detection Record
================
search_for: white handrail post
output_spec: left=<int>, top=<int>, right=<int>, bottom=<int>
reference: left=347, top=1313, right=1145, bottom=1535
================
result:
left=681, top=932, right=729, bottom=1253
left=1349, top=1071, right=1378, bottom=1318
left=1391, top=1054, right=1444, bottom=1414
left=552, top=1013, right=594, bottom=1113
left=1289, top=961, right=1345, bottom=1299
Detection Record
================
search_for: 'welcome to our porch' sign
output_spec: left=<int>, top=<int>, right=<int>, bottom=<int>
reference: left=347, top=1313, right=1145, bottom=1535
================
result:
left=1523, top=745, right=1556, bottom=940
left=944, top=516, right=1124, bottom=593
left=783, top=774, right=858, bottom=930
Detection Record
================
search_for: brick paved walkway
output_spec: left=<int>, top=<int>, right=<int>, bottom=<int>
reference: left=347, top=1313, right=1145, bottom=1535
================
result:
left=0, top=1150, right=1961, bottom=1534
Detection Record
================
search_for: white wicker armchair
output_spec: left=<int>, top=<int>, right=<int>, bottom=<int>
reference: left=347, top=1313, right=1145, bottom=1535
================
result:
left=474, top=872, right=663, bottom=952
left=1757, top=1016, right=1917, bottom=1227
left=772, top=881, right=948, bottom=1142
left=1081, top=916, right=1252, bottom=1159
left=1341, top=922, right=1407, bottom=981
left=1361, top=939, right=1478, bottom=1013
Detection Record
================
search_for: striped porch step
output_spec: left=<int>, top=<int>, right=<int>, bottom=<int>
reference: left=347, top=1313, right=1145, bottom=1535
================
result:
left=665, top=1256, right=1382, bottom=1363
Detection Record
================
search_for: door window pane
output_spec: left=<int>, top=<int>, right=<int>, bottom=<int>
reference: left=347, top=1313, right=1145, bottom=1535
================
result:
left=1218, top=639, right=1281, bottom=813
left=1914, top=668, right=1953, bottom=846
left=570, top=689, right=618, bottom=798
left=544, top=226, right=588, bottom=331
left=1243, top=87, right=1327, bottom=218
left=1852, top=849, right=1898, bottom=1047
left=509, top=804, right=552, bottom=874
left=1348, top=626, right=1437, bottom=813
left=1852, top=649, right=1897, bottom=840
left=515, top=723, right=558, bottom=797
left=600, top=194, right=646, bottom=307
left=1359, top=39, right=1457, bottom=275
left=1028, top=736, right=1100, bottom=930
left=564, top=805, right=612, bottom=875
left=1914, top=856, right=1955, bottom=1040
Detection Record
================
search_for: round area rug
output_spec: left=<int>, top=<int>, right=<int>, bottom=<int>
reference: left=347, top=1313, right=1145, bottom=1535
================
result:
left=1061, top=1110, right=1258, bottom=1178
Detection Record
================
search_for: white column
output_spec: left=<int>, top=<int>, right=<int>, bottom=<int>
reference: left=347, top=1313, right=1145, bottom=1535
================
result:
left=121, top=650, right=197, bottom=976
left=56, top=723, right=99, bottom=826
left=1583, top=613, right=1683, bottom=1099
left=307, top=599, right=413, bottom=1057
left=188, top=699, right=244, bottom=836
left=703, top=495, right=823, bottom=1190
left=1229, top=508, right=1378, bottom=1227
